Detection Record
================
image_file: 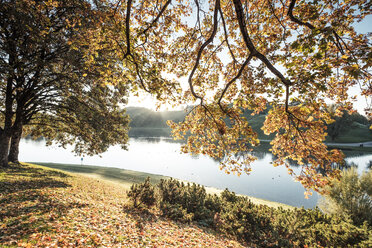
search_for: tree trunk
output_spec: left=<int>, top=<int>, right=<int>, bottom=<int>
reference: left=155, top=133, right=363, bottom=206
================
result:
left=1, top=75, right=15, bottom=167
left=8, top=122, right=23, bottom=163
left=0, top=132, right=11, bottom=167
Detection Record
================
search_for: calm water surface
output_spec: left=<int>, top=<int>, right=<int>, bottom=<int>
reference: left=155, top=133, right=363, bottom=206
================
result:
left=20, top=137, right=372, bottom=208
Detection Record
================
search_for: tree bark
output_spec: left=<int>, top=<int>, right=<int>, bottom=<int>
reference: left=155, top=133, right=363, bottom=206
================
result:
left=8, top=122, right=23, bottom=163
left=1, top=76, right=15, bottom=167
left=0, top=132, right=11, bottom=167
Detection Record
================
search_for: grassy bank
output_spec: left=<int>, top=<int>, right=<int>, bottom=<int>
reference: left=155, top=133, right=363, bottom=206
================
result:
left=32, top=162, right=292, bottom=209
left=1, top=163, right=371, bottom=247
left=29, top=162, right=169, bottom=189
left=0, top=163, right=244, bottom=247
left=327, top=145, right=372, bottom=152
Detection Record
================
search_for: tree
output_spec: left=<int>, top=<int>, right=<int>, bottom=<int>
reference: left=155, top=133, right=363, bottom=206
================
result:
left=2, top=0, right=370, bottom=195
left=101, top=0, right=371, bottom=195
left=0, top=0, right=133, bottom=166
left=325, top=104, right=371, bottom=141
left=325, top=104, right=353, bottom=141
left=319, top=167, right=372, bottom=226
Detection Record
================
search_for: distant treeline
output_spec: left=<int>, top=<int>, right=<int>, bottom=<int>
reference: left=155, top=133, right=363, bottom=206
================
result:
left=126, top=107, right=187, bottom=128
left=126, top=106, right=372, bottom=142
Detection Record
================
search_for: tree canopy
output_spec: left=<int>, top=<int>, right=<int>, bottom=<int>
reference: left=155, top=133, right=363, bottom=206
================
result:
left=0, top=0, right=131, bottom=165
left=1, top=0, right=371, bottom=195
left=98, top=0, right=371, bottom=195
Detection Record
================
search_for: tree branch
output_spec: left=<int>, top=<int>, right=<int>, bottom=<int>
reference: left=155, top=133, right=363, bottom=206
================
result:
left=218, top=5, right=237, bottom=65
left=218, top=54, right=253, bottom=112
left=140, top=0, right=172, bottom=36
left=287, top=0, right=315, bottom=29
left=232, top=0, right=291, bottom=86
left=188, top=0, right=220, bottom=102
left=124, top=0, right=133, bottom=58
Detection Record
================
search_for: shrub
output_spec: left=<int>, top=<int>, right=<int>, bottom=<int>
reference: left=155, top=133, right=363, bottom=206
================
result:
left=273, top=207, right=372, bottom=247
left=159, top=202, right=194, bottom=223
left=220, top=188, right=239, bottom=203
left=157, top=178, right=216, bottom=225
left=218, top=197, right=273, bottom=244
left=319, top=168, right=372, bottom=226
left=158, top=178, right=184, bottom=205
left=126, top=177, right=372, bottom=247
left=127, top=177, right=155, bottom=208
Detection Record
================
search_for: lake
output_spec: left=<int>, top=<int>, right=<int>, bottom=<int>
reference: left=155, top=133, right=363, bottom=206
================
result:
left=19, top=137, right=372, bottom=208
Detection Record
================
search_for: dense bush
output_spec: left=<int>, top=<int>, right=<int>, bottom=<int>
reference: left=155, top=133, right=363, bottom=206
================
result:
left=128, top=178, right=372, bottom=247
left=273, top=207, right=372, bottom=247
left=127, top=177, right=155, bottom=208
left=319, top=168, right=372, bottom=226
left=157, top=178, right=216, bottom=225
left=218, top=197, right=276, bottom=245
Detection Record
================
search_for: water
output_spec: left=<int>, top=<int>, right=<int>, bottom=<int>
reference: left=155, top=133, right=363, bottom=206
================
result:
left=19, top=137, right=372, bottom=208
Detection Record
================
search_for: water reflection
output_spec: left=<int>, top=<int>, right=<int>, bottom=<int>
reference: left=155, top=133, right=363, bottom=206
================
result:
left=132, top=136, right=185, bottom=144
left=19, top=137, right=372, bottom=209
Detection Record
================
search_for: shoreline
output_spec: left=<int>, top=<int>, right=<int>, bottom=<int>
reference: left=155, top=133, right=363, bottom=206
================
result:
left=27, top=162, right=294, bottom=209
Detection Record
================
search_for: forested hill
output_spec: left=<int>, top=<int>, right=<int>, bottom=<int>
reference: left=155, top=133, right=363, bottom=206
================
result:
left=126, top=107, right=186, bottom=128
left=126, top=107, right=372, bottom=142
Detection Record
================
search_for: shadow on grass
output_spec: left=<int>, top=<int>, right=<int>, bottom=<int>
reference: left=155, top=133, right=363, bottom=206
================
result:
left=4, top=164, right=70, bottom=179
left=0, top=192, right=88, bottom=243
left=0, top=165, right=71, bottom=194
left=31, top=162, right=168, bottom=186
left=123, top=205, right=159, bottom=233
left=0, top=164, right=87, bottom=244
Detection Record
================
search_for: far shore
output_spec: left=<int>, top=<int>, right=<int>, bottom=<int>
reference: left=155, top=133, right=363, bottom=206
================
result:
left=28, top=162, right=294, bottom=209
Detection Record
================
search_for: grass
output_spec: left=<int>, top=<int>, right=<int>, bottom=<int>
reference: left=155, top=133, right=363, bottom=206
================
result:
left=32, top=162, right=293, bottom=209
left=327, top=145, right=372, bottom=152
left=334, top=122, right=372, bottom=143
left=30, top=162, right=169, bottom=189
left=324, top=122, right=372, bottom=143
left=0, top=163, right=245, bottom=247
left=2, top=163, right=369, bottom=247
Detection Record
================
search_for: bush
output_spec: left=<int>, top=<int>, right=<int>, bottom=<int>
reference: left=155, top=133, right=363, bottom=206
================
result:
left=273, top=207, right=372, bottom=247
left=218, top=197, right=274, bottom=244
left=319, top=168, right=372, bottom=226
left=158, top=178, right=184, bottom=205
left=127, top=177, right=155, bottom=208
left=127, top=177, right=372, bottom=247
left=159, top=202, right=194, bottom=223
left=157, top=178, right=216, bottom=225
left=220, top=188, right=239, bottom=203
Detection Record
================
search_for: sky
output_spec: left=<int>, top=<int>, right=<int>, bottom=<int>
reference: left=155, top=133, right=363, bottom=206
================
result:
left=127, top=10, right=371, bottom=114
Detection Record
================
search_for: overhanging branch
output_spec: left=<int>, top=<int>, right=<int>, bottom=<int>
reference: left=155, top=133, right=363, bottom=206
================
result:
left=188, top=0, right=220, bottom=103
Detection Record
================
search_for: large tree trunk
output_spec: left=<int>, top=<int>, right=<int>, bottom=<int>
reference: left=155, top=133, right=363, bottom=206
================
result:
left=1, top=76, right=15, bottom=167
left=8, top=122, right=23, bottom=163
left=0, top=132, right=11, bottom=167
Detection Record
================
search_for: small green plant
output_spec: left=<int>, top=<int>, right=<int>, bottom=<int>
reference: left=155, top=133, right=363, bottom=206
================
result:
left=127, top=177, right=155, bottom=208
left=319, top=168, right=372, bottom=226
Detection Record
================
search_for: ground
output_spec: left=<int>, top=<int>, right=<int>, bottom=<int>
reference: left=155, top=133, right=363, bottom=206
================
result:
left=0, top=163, right=246, bottom=247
